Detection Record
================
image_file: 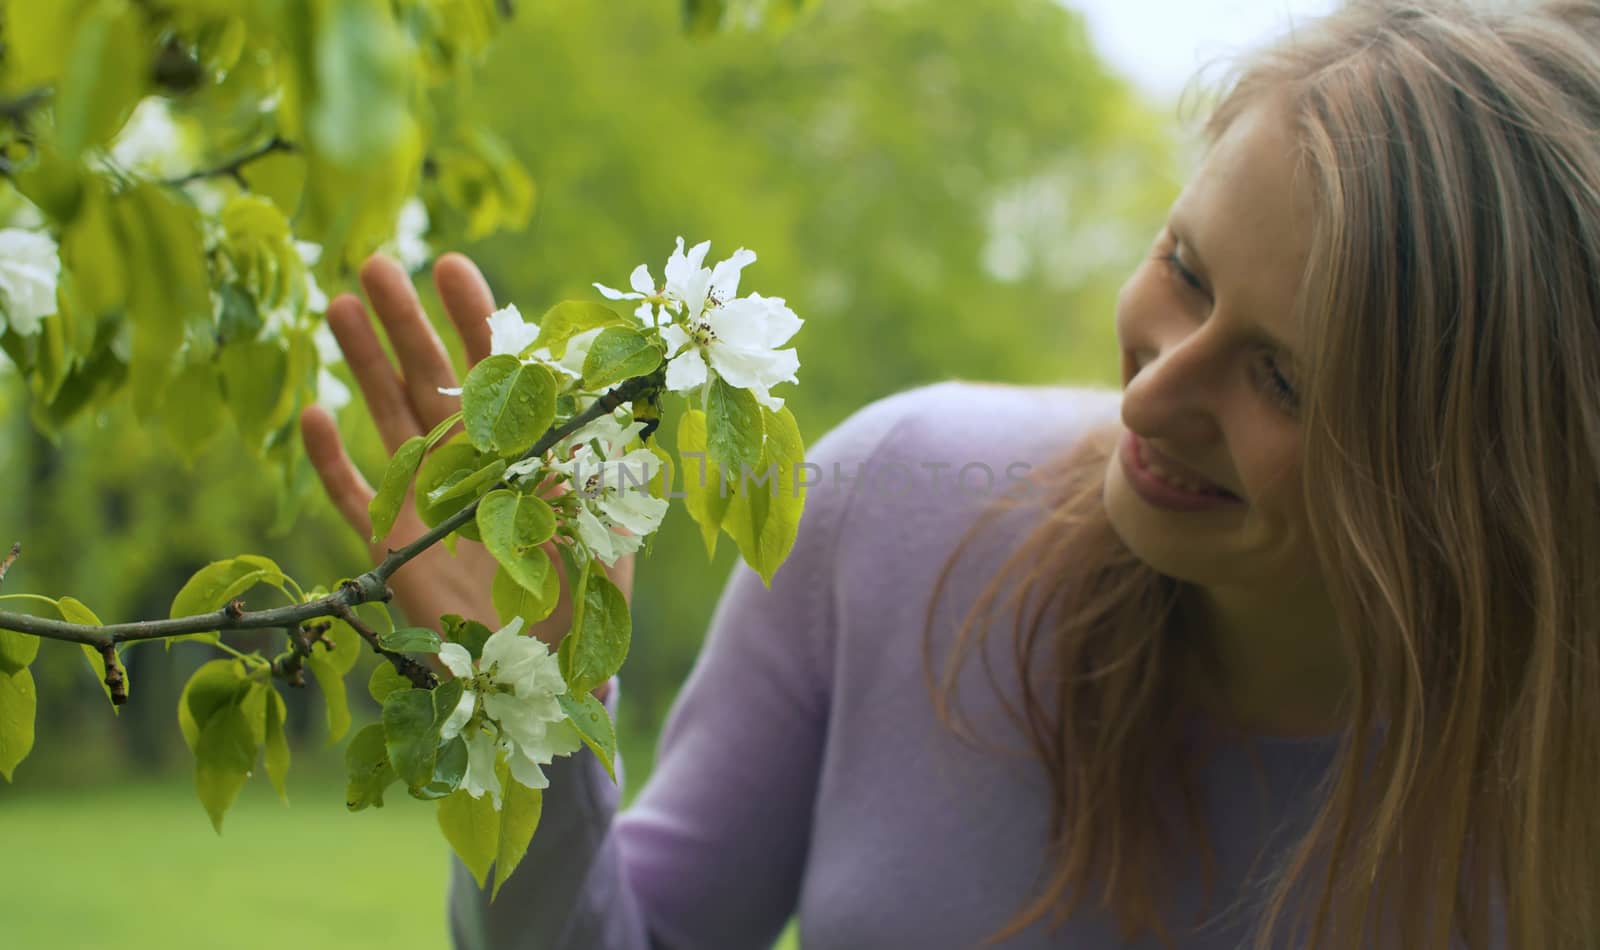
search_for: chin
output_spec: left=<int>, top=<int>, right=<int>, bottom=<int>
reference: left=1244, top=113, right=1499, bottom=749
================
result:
left=1101, top=454, right=1223, bottom=585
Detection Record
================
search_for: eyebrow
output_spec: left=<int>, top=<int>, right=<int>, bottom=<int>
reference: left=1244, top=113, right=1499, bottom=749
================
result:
left=1168, top=218, right=1304, bottom=369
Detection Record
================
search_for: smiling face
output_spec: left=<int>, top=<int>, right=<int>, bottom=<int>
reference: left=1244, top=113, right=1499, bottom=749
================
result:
left=1101, top=98, right=1324, bottom=594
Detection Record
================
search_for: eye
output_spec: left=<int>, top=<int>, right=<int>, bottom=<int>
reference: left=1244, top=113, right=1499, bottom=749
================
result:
left=1156, top=246, right=1207, bottom=296
left=1254, top=351, right=1300, bottom=413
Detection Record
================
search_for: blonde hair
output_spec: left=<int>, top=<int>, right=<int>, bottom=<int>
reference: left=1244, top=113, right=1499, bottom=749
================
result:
left=926, top=2, right=1600, bottom=947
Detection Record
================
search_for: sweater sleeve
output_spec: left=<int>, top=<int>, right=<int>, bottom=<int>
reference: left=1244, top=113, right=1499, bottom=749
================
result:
left=447, top=387, right=929, bottom=950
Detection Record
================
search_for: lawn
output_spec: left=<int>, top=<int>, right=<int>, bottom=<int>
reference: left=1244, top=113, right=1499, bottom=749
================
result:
left=0, top=768, right=803, bottom=949
left=0, top=771, right=450, bottom=950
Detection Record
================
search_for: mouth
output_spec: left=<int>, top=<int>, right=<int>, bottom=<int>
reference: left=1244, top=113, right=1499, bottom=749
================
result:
left=1127, top=434, right=1244, bottom=503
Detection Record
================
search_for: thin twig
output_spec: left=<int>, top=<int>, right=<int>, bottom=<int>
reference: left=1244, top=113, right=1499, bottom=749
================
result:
left=332, top=598, right=437, bottom=690
left=0, top=543, right=19, bottom=589
left=0, top=374, right=661, bottom=681
left=0, top=88, right=51, bottom=124
left=99, top=644, right=128, bottom=705
left=165, top=136, right=296, bottom=188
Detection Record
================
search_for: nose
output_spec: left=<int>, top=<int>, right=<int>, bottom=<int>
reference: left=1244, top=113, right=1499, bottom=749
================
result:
left=1117, top=312, right=1224, bottom=447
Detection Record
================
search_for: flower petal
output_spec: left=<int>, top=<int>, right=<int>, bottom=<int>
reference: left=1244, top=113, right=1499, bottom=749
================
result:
left=593, top=282, right=643, bottom=301
left=708, top=248, right=757, bottom=302
left=487, top=304, right=541, bottom=357
left=440, top=689, right=477, bottom=741
left=439, top=642, right=475, bottom=678
left=664, top=347, right=708, bottom=393
left=628, top=263, right=655, bottom=296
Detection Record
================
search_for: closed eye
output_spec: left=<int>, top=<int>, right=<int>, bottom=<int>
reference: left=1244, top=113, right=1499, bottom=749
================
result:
left=1158, top=248, right=1207, bottom=296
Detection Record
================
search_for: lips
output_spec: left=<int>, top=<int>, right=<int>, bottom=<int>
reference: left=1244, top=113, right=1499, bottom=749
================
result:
left=1134, top=438, right=1238, bottom=499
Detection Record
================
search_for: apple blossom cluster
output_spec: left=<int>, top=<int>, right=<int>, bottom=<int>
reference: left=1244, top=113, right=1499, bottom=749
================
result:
left=438, top=617, right=583, bottom=806
left=435, top=238, right=803, bottom=567
left=595, top=237, right=802, bottom=412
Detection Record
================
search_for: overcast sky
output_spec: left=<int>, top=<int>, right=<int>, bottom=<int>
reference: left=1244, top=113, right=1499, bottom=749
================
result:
left=1064, top=0, right=1341, bottom=100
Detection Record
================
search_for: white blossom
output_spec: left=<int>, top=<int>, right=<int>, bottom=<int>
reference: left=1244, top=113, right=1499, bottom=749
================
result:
left=107, top=98, right=190, bottom=178
left=0, top=228, right=60, bottom=336
left=383, top=197, right=431, bottom=274
left=438, top=618, right=583, bottom=807
left=487, top=304, right=542, bottom=357
left=551, top=441, right=668, bottom=566
left=316, top=367, right=351, bottom=413
left=659, top=292, right=801, bottom=411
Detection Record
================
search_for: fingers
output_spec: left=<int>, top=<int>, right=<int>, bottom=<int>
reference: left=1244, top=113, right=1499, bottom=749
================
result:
left=360, top=255, right=462, bottom=428
left=434, top=252, right=496, bottom=366
left=301, top=405, right=376, bottom=540
left=326, top=293, right=422, bottom=452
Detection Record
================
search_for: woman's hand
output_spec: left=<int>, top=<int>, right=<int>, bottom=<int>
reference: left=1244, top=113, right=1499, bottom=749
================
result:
left=299, top=253, right=634, bottom=669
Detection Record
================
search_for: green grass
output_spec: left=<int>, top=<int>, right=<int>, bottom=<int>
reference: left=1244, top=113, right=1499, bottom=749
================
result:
left=1, top=769, right=804, bottom=949
left=0, top=772, right=449, bottom=950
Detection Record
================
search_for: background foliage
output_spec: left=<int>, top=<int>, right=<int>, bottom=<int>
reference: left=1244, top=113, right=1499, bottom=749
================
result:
left=0, top=0, right=1183, bottom=945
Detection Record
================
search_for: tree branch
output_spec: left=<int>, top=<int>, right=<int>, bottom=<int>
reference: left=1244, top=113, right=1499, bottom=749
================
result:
left=0, top=373, right=661, bottom=686
left=165, top=136, right=296, bottom=188
left=0, top=542, right=19, bottom=589
left=0, top=88, right=52, bottom=125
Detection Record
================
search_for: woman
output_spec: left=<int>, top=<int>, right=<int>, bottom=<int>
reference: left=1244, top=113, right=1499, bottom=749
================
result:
left=301, top=0, right=1600, bottom=946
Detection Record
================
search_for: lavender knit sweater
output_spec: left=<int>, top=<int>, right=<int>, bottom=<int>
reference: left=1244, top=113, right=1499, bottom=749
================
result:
left=447, top=381, right=1349, bottom=949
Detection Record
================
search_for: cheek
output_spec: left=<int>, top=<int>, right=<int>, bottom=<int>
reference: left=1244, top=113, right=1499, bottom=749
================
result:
left=1237, top=435, right=1305, bottom=520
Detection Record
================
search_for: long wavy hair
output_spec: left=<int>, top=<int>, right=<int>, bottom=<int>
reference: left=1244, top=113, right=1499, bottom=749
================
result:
left=924, top=2, right=1600, bottom=947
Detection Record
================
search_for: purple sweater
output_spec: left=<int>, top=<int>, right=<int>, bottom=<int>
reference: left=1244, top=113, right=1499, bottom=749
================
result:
left=448, top=381, right=1347, bottom=949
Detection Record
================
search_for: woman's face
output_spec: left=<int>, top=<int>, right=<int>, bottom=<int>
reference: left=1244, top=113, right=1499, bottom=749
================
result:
left=1102, top=99, right=1322, bottom=593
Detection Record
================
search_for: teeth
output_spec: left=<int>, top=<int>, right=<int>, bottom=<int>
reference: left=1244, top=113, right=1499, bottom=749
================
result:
left=1140, top=445, right=1226, bottom=496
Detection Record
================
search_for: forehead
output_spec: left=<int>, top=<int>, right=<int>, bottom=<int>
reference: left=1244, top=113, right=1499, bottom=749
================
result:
left=1171, top=100, right=1318, bottom=351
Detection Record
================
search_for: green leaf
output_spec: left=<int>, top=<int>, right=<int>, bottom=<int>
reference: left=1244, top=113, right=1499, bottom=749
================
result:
left=0, top=668, right=36, bottom=782
left=169, top=555, right=290, bottom=643
left=492, top=778, right=543, bottom=899
left=423, top=410, right=466, bottom=449
left=345, top=723, right=398, bottom=811
left=263, top=687, right=290, bottom=804
left=438, top=787, right=499, bottom=889
left=461, top=356, right=557, bottom=458
left=677, top=409, right=731, bottom=557
left=441, top=615, right=494, bottom=661
left=0, top=630, right=40, bottom=674
left=218, top=339, right=294, bottom=451
left=383, top=688, right=442, bottom=790
left=307, top=651, right=351, bottom=743
left=425, top=458, right=508, bottom=508
left=411, top=734, right=469, bottom=801
left=177, top=659, right=250, bottom=753
left=557, top=692, right=616, bottom=783
left=369, top=435, right=428, bottom=543
left=162, top=361, right=227, bottom=464
left=557, top=567, right=631, bottom=696
left=56, top=0, right=148, bottom=159
left=118, top=185, right=212, bottom=419
left=492, top=561, right=559, bottom=629
left=705, top=377, right=764, bottom=477
left=319, top=611, right=365, bottom=676
left=195, top=702, right=257, bottom=833
left=536, top=301, right=627, bottom=357
left=581, top=326, right=662, bottom=391
left=378, top=627, right=443, bottom=654
left=416, top=435, right=488, bottom=540
left=368, top=662, right=410, bottom=704
left=56, top=595, right=124, bottom=712
left=477, top=489, right=558, bottom=602
left=724, top=405, right=808, bottom=586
